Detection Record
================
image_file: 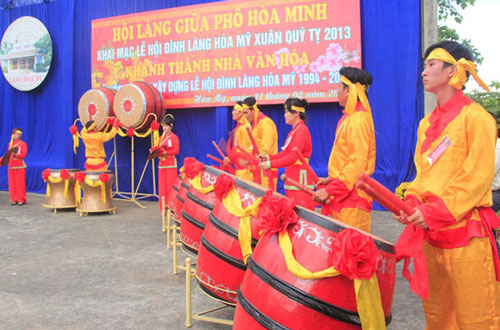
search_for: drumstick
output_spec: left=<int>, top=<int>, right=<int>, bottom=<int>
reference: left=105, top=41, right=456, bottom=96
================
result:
left=356, top=173, right=415, bottom=215
left=212, top=141, right=227, bottom=159
left=292, top=147, right=319, bottom=182
left=236, top=145, right=259, bottom=165
left=281, top=174, right=314, bottom=195
left=246, top=127, right=260, bottom=156
left=207, top=153, right=224, bottom=164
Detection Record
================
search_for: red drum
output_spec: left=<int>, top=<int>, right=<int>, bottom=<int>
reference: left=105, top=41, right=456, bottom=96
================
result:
left=78, top=88, right=116, bottom=130
left=233, top=207, right=396, bottom=329
left=179, top=168, right=218, bottom=254
left=113, top=81, right=165, bottom=132
left=173, top=177, right=191, bottom=225
left=196, top=177, right=263, bottom=304
left=166, top=174, right=182, bottom=211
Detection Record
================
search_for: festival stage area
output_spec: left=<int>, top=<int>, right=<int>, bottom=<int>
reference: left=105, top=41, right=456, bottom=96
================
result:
left=0, top=191, right=425, bottom=329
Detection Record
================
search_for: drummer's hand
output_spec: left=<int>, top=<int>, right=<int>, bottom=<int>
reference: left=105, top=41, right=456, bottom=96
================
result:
left=223, top=157, right=230, bottom=166
left=393, top=211, right=410, bottom=225
left=238, top=159, right=249, bottom=167
left=315, top=177, right=331, bottom=187
left=312, top=188, right=330, bottom=204
left=407, top=208, right=428, bottom=229
left=258, top=154, right=269, bottom=162
left=258, top=161, right=270, bottom=170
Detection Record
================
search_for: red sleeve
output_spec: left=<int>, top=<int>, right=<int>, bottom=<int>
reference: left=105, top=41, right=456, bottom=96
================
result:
left=269, top=125, right=309, bottom=169
left=416, top=196, right=456, bottom=231
left=16, top=141, right=28, bottom=160
left=324, top=178, right=351, bottom=201
left=164, top=134, right=179, bottom=156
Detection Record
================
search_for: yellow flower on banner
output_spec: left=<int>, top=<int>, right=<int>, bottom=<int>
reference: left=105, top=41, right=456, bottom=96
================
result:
left=221, top=186, right=262, bottom=264
left=278, top=230, right=386, bottom=330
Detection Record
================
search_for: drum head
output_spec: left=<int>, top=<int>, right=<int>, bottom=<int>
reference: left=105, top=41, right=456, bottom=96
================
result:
left=113, top=84, right=147, bottom=129
left=78, top=89, right=113, bottom=130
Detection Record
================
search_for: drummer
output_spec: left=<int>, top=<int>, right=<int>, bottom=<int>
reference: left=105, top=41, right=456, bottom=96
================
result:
left=80, top=119, right=120, bottom=171
left=312, top=67, right=376, bottom=232
left=151, top=114, right=179, bottom=209
left=224, top=101, right=253, bottom=180
left=242, top=96, right=278, bottom=189
left=1, top=128, right=28, bottom=205
left=258, top=98, right=315, bottom=210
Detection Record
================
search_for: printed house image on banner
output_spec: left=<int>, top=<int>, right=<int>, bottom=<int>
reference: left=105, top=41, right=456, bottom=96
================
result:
left=1, top=43, right=45, bottom=73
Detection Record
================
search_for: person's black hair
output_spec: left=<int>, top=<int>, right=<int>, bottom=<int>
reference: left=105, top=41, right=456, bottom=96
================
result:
left=162, top=114, right=174, bottom=127
left=243, top=96, right=257, bottom=108
left=235, top=101, right=243, bottom=107
left=85, top=120, right=95, bottom=130
left=284, top=98, right=308, bottom=121
left=424, top=40, right=473, bottom=88
left=339, top=67, right=373, bottom=89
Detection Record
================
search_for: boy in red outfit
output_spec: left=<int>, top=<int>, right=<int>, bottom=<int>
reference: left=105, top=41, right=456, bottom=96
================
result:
left=2, top=128, right=28, bottom=205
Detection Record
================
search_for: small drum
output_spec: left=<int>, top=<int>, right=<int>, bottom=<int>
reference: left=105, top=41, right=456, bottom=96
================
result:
left=78, top=88, right=116, bottom=130
left=196, top=167, right=264, bottom=304
left=233, top=206, right=396, bottom=329
left=179, top=167, right=218, bottom=254
left=113, top=81, right=165, bottom=132
left=43, top=169, right=80, bottom=212
left=76, top=171, right=115, bottom=216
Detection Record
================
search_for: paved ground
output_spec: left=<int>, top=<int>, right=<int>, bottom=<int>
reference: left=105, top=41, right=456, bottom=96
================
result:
left=0, top=191, right=425, bottom=329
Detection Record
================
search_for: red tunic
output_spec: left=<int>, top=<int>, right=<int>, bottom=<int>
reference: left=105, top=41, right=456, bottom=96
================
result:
left=6, top=139, right=28, bottom=204
left=156, top=132, right=179, bottom=209
left=269, top=121, right=315, bottom=209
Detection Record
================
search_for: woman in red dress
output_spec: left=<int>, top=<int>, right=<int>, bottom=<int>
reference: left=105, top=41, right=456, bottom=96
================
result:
left=155, top=114, right=179, bottom=209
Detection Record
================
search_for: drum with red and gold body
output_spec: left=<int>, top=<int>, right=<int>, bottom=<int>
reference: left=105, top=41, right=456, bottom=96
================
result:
left=78, top=88, right=116, bottom=130
left=233, top=205, right=396, bottom=329
left=113, top=81, right=165, bottom=132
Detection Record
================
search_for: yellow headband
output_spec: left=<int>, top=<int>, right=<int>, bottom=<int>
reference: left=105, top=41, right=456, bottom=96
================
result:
left=234, top=103, right=244, bottom=112
left=340, top=75, right=371, bottom=115
left=12, top=130, right=22, bottom=135
left=290, top=105, right=305, bottom=113
left=426, top=48, right=490, bottom=92
left=87, top=122, right=97, bottom=131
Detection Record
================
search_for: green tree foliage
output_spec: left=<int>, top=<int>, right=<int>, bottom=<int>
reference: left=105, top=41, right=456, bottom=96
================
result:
left=34, top=33, right=52, bottom=71
left=438, top=0, right=483, bottom=64
left=467, top=82, right=500, bottom=135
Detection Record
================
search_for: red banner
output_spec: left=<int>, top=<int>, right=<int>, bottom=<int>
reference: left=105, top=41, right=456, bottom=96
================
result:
left=91, top=0, right=361, bottom=108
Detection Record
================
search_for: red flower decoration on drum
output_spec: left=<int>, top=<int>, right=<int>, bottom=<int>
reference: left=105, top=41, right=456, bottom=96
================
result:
left=42, top=168, right=51, bottom=181
left=184, top=159, right=204, bottom=179
left=99, top=173, right=110, bottom=183
left=258, top=190, right=298, bottom=235
left=150, top=121, right=160, bottom=131
left=126, top=127, right=135, bottom=137
left=73, top=171, right=86, bottom=183
left=331, top=229, right=381, bottom=280
left=60, top=169, right=70, bottom=180
left=214, top=173, right=234, bottom=200
left=69, top=125, right=78, bottom=135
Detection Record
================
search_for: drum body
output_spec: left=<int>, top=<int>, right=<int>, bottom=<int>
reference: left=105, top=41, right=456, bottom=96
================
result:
left=78, top=88, right=116, bottom=130
left=179, top=170, right=218, bottom=254
left=43, top=169, right=79, bottom=209
left=233, top=207, right=396, bottom=329
left=167, top=175, right=182, bottom=211
left=196, top=184, right=262, bottom=304
left=113, top=81, right=165, bottom=131
left=173, top=178, right=190, bottom=225
left=76, top=171, right=115, bottom=213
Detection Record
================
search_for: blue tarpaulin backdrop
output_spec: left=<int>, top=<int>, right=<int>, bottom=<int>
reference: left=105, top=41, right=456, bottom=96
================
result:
left=0, top=0, right=423, bottom=210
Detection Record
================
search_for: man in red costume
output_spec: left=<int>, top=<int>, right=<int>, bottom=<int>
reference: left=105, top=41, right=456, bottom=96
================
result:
left=242, top=96, right=278, bottom=189
left=394, top=41, right=500, bottom=329
left=258, top=98, right=315, bottom=209
left=151, top=114, right=179, bottom=209
left=80, top=119, right=119, bottom=171
left=1, top=128, right=28, bottom=205
left=312, top=67, right=376, bottom=232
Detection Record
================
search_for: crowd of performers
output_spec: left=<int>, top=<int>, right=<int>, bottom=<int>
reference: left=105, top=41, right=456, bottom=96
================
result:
left=2, top=40, right=500, bottom=328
